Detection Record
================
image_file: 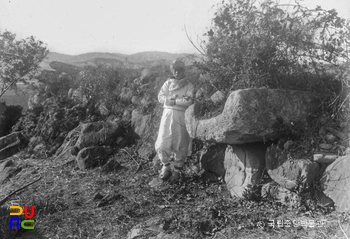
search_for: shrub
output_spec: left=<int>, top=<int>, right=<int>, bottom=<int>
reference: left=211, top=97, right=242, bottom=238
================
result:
left=195, top=0, right=349, bottom=98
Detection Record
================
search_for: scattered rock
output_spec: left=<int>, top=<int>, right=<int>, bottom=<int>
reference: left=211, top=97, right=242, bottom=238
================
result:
left=321, top=155, right=350, bottom=212
left=319, top=143, right=333, bottom=150
left=76, top=146, right=114, bottom=170
left=261, top=182, right=301, bottom=208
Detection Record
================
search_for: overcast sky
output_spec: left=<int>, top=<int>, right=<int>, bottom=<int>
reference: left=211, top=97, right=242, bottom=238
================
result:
left=0, top=0, right=349, bottom=55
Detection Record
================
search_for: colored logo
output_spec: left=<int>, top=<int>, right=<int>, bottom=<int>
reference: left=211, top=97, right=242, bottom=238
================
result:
left=9, top=206, right=35, bottom=230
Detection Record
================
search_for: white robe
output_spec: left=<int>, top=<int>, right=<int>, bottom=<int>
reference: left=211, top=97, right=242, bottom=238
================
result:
left=155, top=78, right=194, bottom=167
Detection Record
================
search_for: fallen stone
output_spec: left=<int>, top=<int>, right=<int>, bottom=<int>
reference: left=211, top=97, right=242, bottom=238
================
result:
left=321, top=155, right=350, bottom=212
left=266, top=145, right=320, bottom=190
left=224, top=143, right=266, bottom=198
left=319, top=143, right=333, bottom=150
left=313, top=153, right=338, bottom=164
left=76, top=146, right=114, bottom=170
left=185, top=88, right=319, bottom=144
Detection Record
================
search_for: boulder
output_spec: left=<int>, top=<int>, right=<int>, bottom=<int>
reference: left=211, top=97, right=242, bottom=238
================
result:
left=131, top=109, right=152, bottom=139
left=75, top=121, right=124, bottom=149
left=76, top=146, right=114, bottom=170
left=185, top=88, right=319, bottom=144
left=0, top=132, right=28, bottom=161
left=261, top=182, right=301, bottom=208
left=54, top=124, right=82, bottom=161
left=224, top=143, right=266, bottom=198
left=266, top=145, right=320, bottom=190
left=321, top=155, right=350, bottom=212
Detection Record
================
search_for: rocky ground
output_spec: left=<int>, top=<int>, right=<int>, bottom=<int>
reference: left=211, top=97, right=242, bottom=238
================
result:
left=1, top=147, right=349, bottom=239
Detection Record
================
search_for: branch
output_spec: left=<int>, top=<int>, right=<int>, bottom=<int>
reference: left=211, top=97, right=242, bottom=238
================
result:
left=184, top=24, right=206, bottom=56
left=0, top=176, right=42, bottom=206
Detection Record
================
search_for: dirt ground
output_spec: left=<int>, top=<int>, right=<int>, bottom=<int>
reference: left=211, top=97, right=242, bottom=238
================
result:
left=0, top=147, right=349, bottom=239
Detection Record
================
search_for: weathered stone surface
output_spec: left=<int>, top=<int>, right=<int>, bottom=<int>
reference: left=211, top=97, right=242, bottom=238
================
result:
left=210, top=91, right=225, bottom=104
left=75, top=121, right=124, bottom=149
left=321, top=155, right=350, bottom=212
left=76, top=146, right=114, bottom=170
left=200, top=144, right=226, bottom=177
left=0, top=159, right=22, bottom=184
left=55, top=124, right=82, bottom=161
left=313, top=153, right=337, bottom=164
left=266, top=145, right=320, bottom=190
left=185, top=88, right=319, bottom=144
left=224, top=143, right=266, bottom=198
left=131, top=109, right=152, bottom=139
left=261, top=182, right=301, bottom=208
left=0, top=132, right=28, bottom=161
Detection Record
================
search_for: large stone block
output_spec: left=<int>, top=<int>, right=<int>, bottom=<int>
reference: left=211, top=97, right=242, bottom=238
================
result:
left=185, top=88, right=319, bottom=144
left=266, top=145, right=320, bottom=190
left=0, top=132, right=28, bottom=161
left=75, top=121, right=124, bottom=149
left=224, top=143, right=266, bottom=198
left=321, top=155, right=350, bottom=212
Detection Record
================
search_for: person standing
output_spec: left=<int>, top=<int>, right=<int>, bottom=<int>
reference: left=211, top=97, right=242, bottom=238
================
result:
left=155, top=60, right=194, bottom=181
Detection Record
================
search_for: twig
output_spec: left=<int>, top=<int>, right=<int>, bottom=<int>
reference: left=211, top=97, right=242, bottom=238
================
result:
left=0, top=176, right=42, bottom=206
left=339, top=220, right=349, bottom=239
left=120, top=148, right=139, bottom=167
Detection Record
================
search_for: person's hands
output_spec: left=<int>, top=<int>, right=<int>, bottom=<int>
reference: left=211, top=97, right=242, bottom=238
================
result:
left=165, top=97, right=175, bottom=106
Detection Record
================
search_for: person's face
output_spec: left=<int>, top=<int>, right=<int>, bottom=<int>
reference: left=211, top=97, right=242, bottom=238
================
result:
left=173, top=68, right=185, bottom=80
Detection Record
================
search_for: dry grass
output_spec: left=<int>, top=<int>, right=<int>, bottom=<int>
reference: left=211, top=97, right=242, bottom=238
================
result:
left=0, top=149, right=349, bottom=239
